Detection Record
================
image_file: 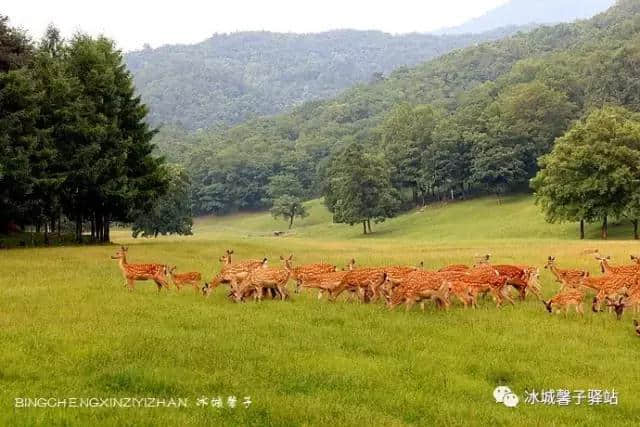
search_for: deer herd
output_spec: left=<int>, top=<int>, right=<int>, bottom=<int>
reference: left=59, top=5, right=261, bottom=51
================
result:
left=111, top=246, right=640, bottom=336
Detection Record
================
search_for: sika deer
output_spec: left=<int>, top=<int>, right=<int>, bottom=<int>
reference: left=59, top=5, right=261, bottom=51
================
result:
left=387, top=271, right=451, bottom=311
left=543, top=288, right=585, bottom=317
left=596, top=255, right=640, bottom=275
left=166, top=266, right=203, bottom=293
left=292, top=262, right=338, bottom=293
left=438, top=265, right=470, bottom=273
left=234, top=255, right=294, bottom=302
left=111, top=246, right=170, bottom=292
left=203, top=252, right=267, bottom=297
left=544, top=256, right=588, bottom=289
left=580, top=273, right=635, bottom=313
left=605, top=296, right=626, bottom=320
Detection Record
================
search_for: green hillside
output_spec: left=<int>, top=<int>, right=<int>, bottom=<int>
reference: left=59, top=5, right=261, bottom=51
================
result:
left=191, top=195, right=637, bottom=241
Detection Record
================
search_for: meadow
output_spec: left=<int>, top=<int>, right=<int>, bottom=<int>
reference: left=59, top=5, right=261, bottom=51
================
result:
left=1, top=195, right=640, bottom=426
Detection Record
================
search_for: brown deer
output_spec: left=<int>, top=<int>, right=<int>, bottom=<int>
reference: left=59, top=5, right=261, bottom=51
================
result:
left=543, top=288, right=585, bottom=317
left=299, top=270, right=350, bottom=300
left=621, top=285, right=640, bottom=314
left=111, top=246, right=170, bottom=292
left=580, top=273, right=636, bottom=313
left=203, top=251, right=267, bottom=297
left=595, top=255, right=640, bottom=275
left=330, top=268, right=387, bottom=302
left=292, top=262, right=339, bottom=293
left=493, top=264, right=541, bottom=301
left=234, top=255, right=294, bottom=302
left=370, top=266, right=420, bottom=301
left=166, top=266, right=202, bottom=293
left=387, top=271, right=451, bottom=311
left=544, top=256, right=588, bottom=289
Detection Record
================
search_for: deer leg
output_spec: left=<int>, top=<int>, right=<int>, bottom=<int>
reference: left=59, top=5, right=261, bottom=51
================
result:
left=317, top=290, right=324, bottom=300
left=127, top=279, right=135, bottom=291
left=405, top=299, right=415, bottom=312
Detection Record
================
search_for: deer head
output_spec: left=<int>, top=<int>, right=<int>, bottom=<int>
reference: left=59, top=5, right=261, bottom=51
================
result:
left=280, top=254, right=294, bottom=270
left=634, top=320, right=640, bottom=336
left=606, top=296, right=626, bottom=320
left=544, top=256, right=556, bottom=269
left=111, top=246, right=128, bottom=260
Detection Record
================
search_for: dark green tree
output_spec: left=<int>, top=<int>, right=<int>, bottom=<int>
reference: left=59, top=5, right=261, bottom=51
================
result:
left=532, top=106, right=640, bottom=239
left=266, top=173, right=307, bottom=229
left=132, top=165, right=192, bottom=238
left=325, top=144, right=399, bottom=234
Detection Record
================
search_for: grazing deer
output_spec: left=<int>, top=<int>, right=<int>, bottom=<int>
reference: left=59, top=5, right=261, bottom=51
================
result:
left=580, top=273, right=635, bottom=313
left=203, top=252, right=267, bottom=297
left=544, top=256, right=588, bottom=289
left=292, top=262, right=338, bottom=293
left=605, top=296, right=626, bottom=320
left=234, top=255, right=294, bottom=302
left=621, top=285, right=640, bottom=314
left=166, top=266, right=202, bottom=293
left=543, top=288, right=585, bottom=317
left=595, top=255, right=640, bottom=275
left=111, top=246, right=170, bottom=292
left=634, top=320, right=640, bottom=336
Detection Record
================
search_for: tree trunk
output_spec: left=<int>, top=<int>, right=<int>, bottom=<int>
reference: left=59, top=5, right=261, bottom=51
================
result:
left=90, top=215, right=96, bottom=241
left=362, top=221, right=367, bottom=235
left=288, top=214, right=294, bottom=229
left=633, top=220, right=639, bottom=240
left=43, top=221, right=49, bottom=245
left=76, top=214, right=83, bottom=243
left=496, top=191, right=502, bottom=205
left=602, top=215, right=608, bottom=240
left=57, top=209, right=62, bottom=237
left=580, top=219, right=585, bottom=240
left=367, top=219, right=372, bottom=234
left=103, top=217, right=110, bottom=243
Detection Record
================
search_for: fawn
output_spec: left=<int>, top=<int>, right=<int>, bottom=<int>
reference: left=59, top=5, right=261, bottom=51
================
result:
left=111, top=246, right=170, bottom=292
left=166, top=266, right=202, bottom=294
left=543, top=288, right=585, bottom=317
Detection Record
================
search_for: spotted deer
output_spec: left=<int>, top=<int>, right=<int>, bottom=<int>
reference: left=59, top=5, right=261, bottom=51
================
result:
left=111, top=246, right=170, bottom=292
left=460, top=265, right=512, bottom=308
left=579, top=273, right=636, bottom=313
left=371, top=266, right=420, bottom=301
left=622, top=285, right=640, bottom=314
left=166, top=266, right=203, bottom=293
left=493, top=265, right=541, bottom=301
left=544, top=256, right=588, bottom=289
left=595, top=255, right=640, bottom=275
left=234, top=255, right=294, bottom=302
left=292, top=262, right=340, bottom=293
left=387, top=271, right=451, bottom=311
left=330, top=268, right=387, bottom=303
left=299, top=270, right=351, bottom=300
left=203, top=252, right=268, bottom=297
left=542, top=288, right=585, bottom=317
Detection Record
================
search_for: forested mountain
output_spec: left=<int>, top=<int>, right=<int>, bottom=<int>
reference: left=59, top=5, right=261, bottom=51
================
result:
left=435, top=0, right=615, bottom=34
left=125, top=27, right=531, bottom=130
left=162, top=0, right=640, bottom=217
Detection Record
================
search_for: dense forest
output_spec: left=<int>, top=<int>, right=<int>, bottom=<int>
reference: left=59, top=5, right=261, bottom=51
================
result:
left=126, top=27, right=532, bottom=130
left=0, top=17, right=191, bottom=243
left=159, top=0, right=640, bottom=233
left=434, top=0, right=614, bottom=34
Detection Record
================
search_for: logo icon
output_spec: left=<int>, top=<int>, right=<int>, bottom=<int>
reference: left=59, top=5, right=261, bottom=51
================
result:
left=493, top=386, right=519, bottom=408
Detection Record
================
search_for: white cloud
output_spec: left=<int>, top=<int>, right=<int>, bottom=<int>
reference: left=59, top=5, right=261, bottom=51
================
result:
left=3, top=0, right=509, bottom=51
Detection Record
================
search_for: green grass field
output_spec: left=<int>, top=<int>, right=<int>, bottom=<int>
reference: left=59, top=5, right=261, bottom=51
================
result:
left=2, top=195, right=640, bottom=426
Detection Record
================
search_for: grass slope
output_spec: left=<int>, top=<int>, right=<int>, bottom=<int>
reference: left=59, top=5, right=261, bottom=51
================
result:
left=1, top=195, right=640, bottom=426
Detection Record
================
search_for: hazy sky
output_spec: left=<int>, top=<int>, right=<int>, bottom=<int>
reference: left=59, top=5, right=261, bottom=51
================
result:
left=4, top=0, right=509, bottom=51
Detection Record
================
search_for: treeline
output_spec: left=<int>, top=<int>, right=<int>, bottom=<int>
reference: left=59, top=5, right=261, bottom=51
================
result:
left=160, top=0, right=640, bottom=235
left=0, top=17, right=189, bottom=243
left=127, top=27, right=532, bottom=131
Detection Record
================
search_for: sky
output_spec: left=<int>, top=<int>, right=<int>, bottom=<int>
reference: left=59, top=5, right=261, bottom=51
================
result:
left=3, top=0, right=510, bottom=52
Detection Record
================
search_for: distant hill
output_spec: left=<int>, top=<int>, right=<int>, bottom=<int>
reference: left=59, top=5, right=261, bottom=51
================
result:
left=435, top=0, right=615, bottom=34
left=125, top=27, right=529, bottom=131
